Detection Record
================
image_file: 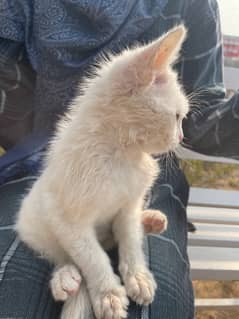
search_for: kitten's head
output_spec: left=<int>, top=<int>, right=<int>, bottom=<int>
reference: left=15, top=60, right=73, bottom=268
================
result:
left=85, top=25, right=189, bottom=155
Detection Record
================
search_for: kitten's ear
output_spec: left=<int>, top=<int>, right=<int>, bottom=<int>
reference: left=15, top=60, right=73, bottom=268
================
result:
left=152, top=25, right=187, bottom=69
left=115, top=25, right=186, bottom=93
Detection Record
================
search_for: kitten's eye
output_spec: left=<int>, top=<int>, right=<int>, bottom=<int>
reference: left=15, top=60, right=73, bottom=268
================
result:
left=176, top=113, right=180, bottom=121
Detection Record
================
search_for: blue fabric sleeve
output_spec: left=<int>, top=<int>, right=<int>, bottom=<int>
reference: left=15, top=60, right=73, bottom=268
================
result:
left=181, top=0, right=239, bottom=158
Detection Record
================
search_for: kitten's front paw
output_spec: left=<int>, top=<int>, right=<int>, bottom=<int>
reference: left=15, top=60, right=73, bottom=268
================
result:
left=124, top=268, right=157, bottom=305
left=50, top=264, right=82, bottom=301
left=93, top=285, right=129, bottom=319
left=142, top=209, right=168, bottom=234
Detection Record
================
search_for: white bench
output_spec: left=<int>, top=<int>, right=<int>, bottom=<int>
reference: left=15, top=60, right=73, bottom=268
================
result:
left=180, top=147, right=239, bottom=311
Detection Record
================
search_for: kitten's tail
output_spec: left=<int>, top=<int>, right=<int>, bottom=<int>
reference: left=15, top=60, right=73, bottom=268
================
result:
left=61, top=282, right=94, bottom=319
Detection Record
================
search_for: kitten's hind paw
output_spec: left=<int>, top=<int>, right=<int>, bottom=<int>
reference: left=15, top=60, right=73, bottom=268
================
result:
left=142, top=209, right=168, bottom=234
left=50, top=264, right=82, bottom=301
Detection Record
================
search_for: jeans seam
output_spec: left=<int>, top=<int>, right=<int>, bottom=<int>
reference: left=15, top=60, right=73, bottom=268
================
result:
left=149, top=234, right=190, bottom=267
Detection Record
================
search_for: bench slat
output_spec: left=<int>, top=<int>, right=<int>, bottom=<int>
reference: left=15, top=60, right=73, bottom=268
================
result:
left=225, top=66, right=239, bottom=91
left=188, top=223, right=239, bottom=248
left=189, top=188, right=239, bottom=209
left=188, top=206, right=239, bottom=225
left=195, top=298, right=239, bottom=310
left=188, top=246, right=239, bottom=280
left=178, top=146, right=239, bottom=164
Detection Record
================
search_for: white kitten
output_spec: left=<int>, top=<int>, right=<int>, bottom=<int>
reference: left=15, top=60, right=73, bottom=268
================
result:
left=16, top=25, right=188, bottom=319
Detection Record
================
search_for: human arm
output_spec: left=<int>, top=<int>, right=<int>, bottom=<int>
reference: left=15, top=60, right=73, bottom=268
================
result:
left=181, top=0, right=239, bottom=159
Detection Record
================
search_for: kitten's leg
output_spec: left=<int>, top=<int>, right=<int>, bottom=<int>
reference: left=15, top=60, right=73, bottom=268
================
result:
left=50, top=264, right=82, bottom=301
left=113, top=202, right=157, bottom=305
left=55, top=226, right=129, bottom=319
left=142, top=209, right=168, bottom=234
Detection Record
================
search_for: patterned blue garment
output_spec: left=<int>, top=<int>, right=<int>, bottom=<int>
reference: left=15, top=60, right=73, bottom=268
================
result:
left=0, top=1, right=238, bottom=318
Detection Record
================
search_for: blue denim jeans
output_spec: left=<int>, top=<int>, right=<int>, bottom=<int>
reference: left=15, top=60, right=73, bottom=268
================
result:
left=0, top=157, right=194, bottom=319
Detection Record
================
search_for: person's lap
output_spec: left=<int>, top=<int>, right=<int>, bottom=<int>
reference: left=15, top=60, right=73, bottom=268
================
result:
left=0, top=177, right=61, bottom=318
left=0, top=165, right=194, bottom=319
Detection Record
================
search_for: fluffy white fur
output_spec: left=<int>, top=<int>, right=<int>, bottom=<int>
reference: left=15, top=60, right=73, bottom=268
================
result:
left=16, top=25, right=189, bottom=319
